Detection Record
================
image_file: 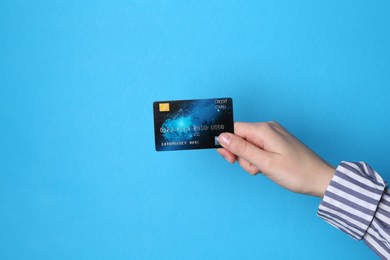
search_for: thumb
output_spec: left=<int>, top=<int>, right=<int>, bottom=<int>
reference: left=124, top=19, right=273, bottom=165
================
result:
left=218, top=133, right=271, bottom=172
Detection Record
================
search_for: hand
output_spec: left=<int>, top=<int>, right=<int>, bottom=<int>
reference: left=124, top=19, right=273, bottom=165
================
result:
left=217, top=121, right=335, bottom=198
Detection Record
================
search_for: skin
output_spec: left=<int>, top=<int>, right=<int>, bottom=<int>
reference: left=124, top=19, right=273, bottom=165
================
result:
left=217, top=121, right=335, bottom=198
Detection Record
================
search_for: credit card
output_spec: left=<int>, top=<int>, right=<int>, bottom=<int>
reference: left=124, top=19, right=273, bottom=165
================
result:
left=153, top=97, right=234, bottom=151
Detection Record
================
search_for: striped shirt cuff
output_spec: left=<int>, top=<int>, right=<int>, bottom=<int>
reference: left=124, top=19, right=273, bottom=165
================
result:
left=317, top=161, right=386, bottom=240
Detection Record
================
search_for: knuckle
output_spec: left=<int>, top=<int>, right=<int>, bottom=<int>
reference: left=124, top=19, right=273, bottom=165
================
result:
left=233, top=139, right=248, bottom=155
left=258, top=121, right=280, bottom=134
left=247, top=162, right=257, bottom=174
left=268, top=120, right=280, bottom=127
left=249, top=168, right=258, bottom=175
left=269, top=121, right=285, bottom=133
left=262, top=155, right=274, bottom=170
left=258, top=122, right=272, bottom=131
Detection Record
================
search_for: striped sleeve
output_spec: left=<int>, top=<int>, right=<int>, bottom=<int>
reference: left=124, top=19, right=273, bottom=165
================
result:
left=317, top=161, right=390, bottom=259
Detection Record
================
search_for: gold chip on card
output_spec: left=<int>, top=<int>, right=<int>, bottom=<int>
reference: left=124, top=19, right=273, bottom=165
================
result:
left=159, top=103, right=170, bottom=112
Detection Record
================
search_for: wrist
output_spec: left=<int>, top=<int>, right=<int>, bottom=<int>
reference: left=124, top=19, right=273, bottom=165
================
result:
left=311, top=163, right=335, bottom=198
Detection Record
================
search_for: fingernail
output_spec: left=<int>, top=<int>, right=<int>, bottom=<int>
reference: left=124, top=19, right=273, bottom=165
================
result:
left=218, top=133, right=231, bottom=146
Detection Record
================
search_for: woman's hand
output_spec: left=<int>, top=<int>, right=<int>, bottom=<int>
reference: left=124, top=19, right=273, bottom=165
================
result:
left=217, top=121, right=335, bottom=198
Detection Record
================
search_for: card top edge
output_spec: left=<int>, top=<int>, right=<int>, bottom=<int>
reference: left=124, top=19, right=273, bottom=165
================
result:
left=153, top=97, right=232, bottom=104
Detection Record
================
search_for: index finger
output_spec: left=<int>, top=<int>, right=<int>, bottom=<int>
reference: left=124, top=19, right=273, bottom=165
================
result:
left=218, top=132, right=272, bottom=173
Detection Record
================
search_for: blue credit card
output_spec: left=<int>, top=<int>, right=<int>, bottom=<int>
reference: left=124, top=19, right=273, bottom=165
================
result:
left=153, top=97, right=234, bottom=151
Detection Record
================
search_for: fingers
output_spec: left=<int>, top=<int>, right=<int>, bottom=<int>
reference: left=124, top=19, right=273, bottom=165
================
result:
left=218, top=132, right=271, bottom=173
left=218, top=121, right=284, bottom=176
left=216, top=148, right=236, bottom=164
left=217, top=148, right=260, bottom=175
left=237, top=157, right=261, bottom=175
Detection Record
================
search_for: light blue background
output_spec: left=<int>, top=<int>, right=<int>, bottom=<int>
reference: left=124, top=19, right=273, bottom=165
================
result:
left=1, top=1, right=389, bottom=259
